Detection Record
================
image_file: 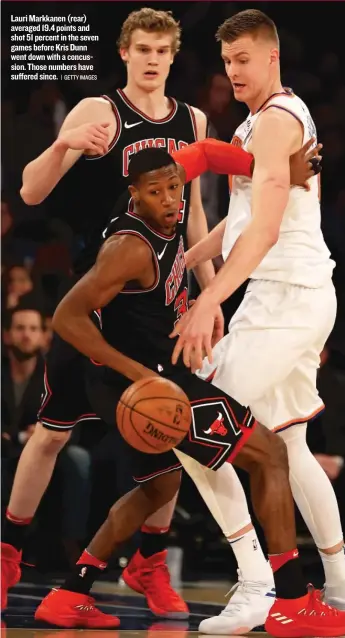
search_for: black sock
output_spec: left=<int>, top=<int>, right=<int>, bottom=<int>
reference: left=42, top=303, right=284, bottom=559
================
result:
left=63, top=564, right=103, bottom=596
left=62, top=550, right=107, bottom=595
left=269, top=551, right=306, bottom=599
left=3, top=513, right=31, bottom=552
left=140, top=527, right=169, bottom=558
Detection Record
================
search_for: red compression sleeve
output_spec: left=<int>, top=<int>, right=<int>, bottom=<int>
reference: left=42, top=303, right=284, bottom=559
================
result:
left=172, top=138, right=253, bottom=183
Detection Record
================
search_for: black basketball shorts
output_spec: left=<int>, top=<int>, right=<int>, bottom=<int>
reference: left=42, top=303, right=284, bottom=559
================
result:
left=86, top=366, right=257, bottom=482
left=38, top=311, right=103, bottom=431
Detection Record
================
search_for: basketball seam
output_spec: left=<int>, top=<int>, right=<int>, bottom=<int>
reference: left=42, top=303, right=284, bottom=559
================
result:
left=119, top=397, right=190, bottom=434
left=128, top=403, right=164, bottom=452
left=123, top=377, right=159, bottom=406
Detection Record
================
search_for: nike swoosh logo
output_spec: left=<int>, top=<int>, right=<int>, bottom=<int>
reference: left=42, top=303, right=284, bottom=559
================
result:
left=157, top=244, right=168, bottom=260
left=102, top=217, right=119, bottom=238
left=124, top=121, right=143, bottom=129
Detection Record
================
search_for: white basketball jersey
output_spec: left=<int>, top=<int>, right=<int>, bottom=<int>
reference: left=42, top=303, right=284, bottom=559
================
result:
left=223, top=90, right=335, bottom=288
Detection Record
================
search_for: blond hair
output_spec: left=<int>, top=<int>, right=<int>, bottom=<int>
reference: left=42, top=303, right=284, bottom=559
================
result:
left=118, top=8, right=181, bottom=54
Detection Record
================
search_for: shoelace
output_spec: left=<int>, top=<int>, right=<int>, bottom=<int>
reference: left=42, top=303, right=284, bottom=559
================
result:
left=303, top=587, right=340, bottom=617
left=74, top=597, right=98, bottom=614
left=139, top=561, right=182, bottom=603
left=222, top=572, right=274, bottom=617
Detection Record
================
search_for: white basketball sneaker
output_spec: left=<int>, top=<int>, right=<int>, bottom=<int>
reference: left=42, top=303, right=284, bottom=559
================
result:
left=323, top=582, right=345, bottom=611
left=199, top=570, right=276, bottom=635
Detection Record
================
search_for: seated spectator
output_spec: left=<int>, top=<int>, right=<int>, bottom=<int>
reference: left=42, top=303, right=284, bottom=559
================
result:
left=2, top=263, right=34, bottom=309
left=2, top=302, right=92, bottom=566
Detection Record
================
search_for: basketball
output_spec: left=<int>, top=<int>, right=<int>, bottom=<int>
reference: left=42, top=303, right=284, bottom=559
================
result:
left=116, top=377, right=192, bottom=454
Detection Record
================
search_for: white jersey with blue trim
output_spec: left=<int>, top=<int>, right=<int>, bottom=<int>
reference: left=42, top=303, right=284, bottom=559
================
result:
left=223, top=89, right=335, bottom=288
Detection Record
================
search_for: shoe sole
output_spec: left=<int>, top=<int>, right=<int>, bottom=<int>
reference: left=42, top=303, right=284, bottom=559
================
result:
left=265, top=620, right=345, bottom=637
left=122, top=571, right=189, bottom=619
left=35, top=607, right=120, bottom=629
left=199, top=623, right=252, bottom=635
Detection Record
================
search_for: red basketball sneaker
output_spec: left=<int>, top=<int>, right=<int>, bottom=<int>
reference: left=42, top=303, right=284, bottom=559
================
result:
left=122, top=550, right=189, bottom=619
left=1, top=543, right=21, bottom=610
left=34, top=589, right=120, bottom=628
left=265, top=586, right=345, bottom=637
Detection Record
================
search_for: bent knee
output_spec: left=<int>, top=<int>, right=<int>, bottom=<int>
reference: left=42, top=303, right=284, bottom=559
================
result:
left=141, top=470, right=182, bottom=509
left=35, top=421, right=71, bottom=451
left=269, top=431, right=289, bottom=469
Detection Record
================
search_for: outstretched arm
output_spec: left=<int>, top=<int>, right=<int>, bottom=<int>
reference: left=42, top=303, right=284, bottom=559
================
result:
left=173, top=138, right=254, bottom=184
left=171, top=109, right=304, bottom=371
left=53, top=234, right=155, bottom=382
left=20, top=98, right=111, bottom=205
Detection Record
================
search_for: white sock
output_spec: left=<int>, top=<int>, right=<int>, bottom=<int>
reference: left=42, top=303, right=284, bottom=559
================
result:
left=319, top=546, right=345, bottom=586
left=174, top=449, right=273, bottom=582
left=228, top=527, right=273, bottom=584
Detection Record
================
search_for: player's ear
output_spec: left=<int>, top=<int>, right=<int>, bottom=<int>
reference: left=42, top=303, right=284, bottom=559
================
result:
left=128, top=184, right=139, bottom=201
left=270, top=47, right=279, bottom=64
left=119, top=47, right=129, bottom=64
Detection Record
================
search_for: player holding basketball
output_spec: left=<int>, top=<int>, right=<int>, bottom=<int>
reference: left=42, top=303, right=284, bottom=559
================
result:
left=170, top=9, right=345, bottom=634
left=33, top=148, right=345, bottom=637
left=3, top=8, right=218, bottom=618
left=1, top=8, right=320, bottom=622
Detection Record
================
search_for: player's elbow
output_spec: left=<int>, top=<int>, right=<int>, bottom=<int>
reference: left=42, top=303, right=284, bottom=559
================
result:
left=52, top=303, right=69, bottom=337
left=20, top=186, right=43, bottom=206
left=263, top=225, right=280, bottom=247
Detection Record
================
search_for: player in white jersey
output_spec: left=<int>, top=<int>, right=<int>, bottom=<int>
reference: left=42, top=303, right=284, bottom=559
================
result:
left=171, top=9, right=345, bottom=635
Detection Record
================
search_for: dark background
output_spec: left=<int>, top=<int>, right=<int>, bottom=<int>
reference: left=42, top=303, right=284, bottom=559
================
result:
left=1, top=1, right=345, bottom=583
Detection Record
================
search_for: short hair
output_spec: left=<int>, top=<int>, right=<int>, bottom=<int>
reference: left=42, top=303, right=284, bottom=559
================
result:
left=118, top=8, right=181, bottom=54
left=3, top=304, right=44, bottom=331
left=216, top=9, right=279, bottom=46
left=128, top=148, right=176, bottom=185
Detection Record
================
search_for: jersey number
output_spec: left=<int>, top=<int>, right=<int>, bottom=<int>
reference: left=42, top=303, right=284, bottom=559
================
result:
left=174, top=287, right=188, bottom=325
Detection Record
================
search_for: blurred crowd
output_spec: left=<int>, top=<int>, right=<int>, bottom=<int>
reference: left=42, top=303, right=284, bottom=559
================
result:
left=1, top=0, right=345, bottom=581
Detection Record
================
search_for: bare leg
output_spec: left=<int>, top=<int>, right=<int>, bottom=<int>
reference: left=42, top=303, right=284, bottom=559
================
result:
left=88, top=471, right=181, bottom=561
left=233, top=423, right=296, bottom=553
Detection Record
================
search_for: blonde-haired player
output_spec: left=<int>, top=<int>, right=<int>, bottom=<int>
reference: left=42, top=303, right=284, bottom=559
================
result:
left=172, top=9, right=345, bottom=636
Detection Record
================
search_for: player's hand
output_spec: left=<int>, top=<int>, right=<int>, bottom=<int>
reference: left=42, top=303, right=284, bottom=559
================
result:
left=138, top=365, right=160, bottom=380
left=57, top=122, right=110, bottom=155
left=170, top=294, right=216, bottom=373
left=289, top=136, right=322, bottom=190
left=212, top=306, right=224, bottom=347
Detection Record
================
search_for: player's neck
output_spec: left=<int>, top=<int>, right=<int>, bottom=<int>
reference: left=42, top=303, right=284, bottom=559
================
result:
left=122, top=82, right=171, bottom=120
left=247, top=78, right=284, bottom=114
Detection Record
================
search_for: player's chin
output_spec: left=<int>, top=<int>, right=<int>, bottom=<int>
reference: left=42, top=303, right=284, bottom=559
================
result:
left=164, top=212, right=178, bottom=226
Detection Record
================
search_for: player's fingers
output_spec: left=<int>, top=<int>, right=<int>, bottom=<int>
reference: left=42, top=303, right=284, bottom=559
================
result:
left=171, top=338, right=183, bottom=365
left=87, top=141, right=105, bottom=155
left=204, top=336, right=213, bottom=366
left=183, top=341, right=193, bottom=369
left=300, top=136, right=315, bottom=154
left=305, top=143, right=323, bottom=162
left=170, top=325, right=180, bottom=339
left=100, top=122, right=111, bottom=128
left=91, top=135, right=108, bottom=154
left=302, top=181, right=311, bottom=192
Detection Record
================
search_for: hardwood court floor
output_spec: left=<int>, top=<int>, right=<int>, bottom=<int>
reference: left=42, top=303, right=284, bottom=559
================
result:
left=2, top=579, right=268, bottom=637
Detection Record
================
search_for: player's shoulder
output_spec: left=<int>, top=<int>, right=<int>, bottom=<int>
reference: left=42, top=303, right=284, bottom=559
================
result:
left=187, top=105, right=207, bottom=139
left=100, top=231, right=152, bottom=265
left=72, top=96, right=113, bottom=118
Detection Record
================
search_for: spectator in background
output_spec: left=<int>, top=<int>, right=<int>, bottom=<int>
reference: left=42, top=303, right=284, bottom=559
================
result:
left=198, top=71, right=244, bottom=141
left=2, top=303, right=92, bottom=566
left=2, top=83, right=67, bottom=224
left=2, top=264, right=34, bottom=310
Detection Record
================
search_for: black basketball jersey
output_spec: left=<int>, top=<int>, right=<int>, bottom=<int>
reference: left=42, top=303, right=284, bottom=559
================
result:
left=73, top=89, right=198, bottom=274
left=100, top=211, right=188, bottom=375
